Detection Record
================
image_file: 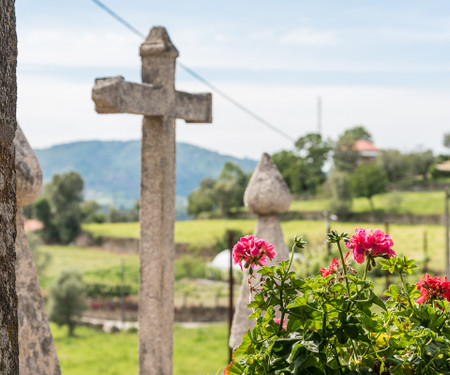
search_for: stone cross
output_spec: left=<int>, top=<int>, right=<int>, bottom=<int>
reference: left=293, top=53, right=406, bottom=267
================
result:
left=14, top=125, right=61, bottom=375
left=92, top=27, right=212, bottom=375
left=229, top=153, right=292, bottom=348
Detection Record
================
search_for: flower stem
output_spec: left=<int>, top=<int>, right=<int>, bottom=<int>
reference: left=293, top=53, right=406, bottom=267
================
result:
left=399, top=272, right=414, bottom=310
left=336, top=240, right=351, bottom=296
left=362, top=257, right=371, bottom=281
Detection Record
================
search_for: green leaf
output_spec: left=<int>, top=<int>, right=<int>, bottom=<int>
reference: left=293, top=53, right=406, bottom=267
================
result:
left=222, top=362, right=244, bottom=375
left=233, top=331, right=254, bottom=357
left=370, top=290, right=387, bottom=311
left=336, top=327, right=348, bottom=344
left=343, top=324, right=359, bottom=339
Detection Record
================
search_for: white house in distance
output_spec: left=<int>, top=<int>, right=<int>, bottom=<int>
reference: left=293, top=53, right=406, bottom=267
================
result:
left=353, top=139, right=381, bottom=163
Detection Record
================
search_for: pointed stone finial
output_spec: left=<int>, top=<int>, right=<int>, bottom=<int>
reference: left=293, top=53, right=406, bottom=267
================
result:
left=244, top=153, right=292, bottom=215
left=230, top=153, right=292, bottom=349
left=140, top=26, right=179, bottom=57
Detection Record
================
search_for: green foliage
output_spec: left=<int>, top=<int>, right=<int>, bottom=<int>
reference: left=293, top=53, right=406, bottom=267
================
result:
left=407, top=150, right=435, bottom=180
left=48, top=269, right=86, bottom=337
left=333, top=126, right=373, bottom=173
left=35, top=171, right=84, bottom=243
left=272, top=133, right=331, bottom=195
left=227, top=236, right=450, bottom=374
left=187, top=178, right=216, bottom=215
left=350, top=163, right=388, bottom=211
left=341, top=126, right=373, bottom=143
left=187, top=162, right=249, bottom=216
left=106, top=201, right=140, bottom=223
left=444, top=133, right=450, bottom=149
left=328, top=171, right=353, bottom=218
left=80, top=200, right=105, bottom=223
left=376, top=149, right=410, bottom=183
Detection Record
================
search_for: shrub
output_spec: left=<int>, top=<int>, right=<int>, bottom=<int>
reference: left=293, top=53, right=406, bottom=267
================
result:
left=48, top=269, right=86, bottom=337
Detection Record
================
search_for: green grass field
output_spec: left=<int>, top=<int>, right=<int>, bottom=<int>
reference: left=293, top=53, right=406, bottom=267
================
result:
left=52, top=323, right=228, bottom=375
left=289, top=190, right=446, bottom=215
left=83, top=219, right=446, bottom=272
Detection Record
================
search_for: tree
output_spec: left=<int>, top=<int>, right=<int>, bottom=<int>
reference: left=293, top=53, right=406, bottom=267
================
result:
left=333, top=126, right=373, bottom=173
left=328, top=172, right=353, bottom=218
left=43, top=171, right=84, bottom=243
left=48, top=269, right=85, bottom=337
left=350, top=163, right=388, bottom=211
left=80, top=200, right=105, bottom=223
left=444, top=133, right=450, bottom=149
left=214, top=162, right=249, bottom=216
left=341, top=126, right=373, bottom=142
left=187, top=177, right=216, bottom=215
left=187, top=163, right=249, bottom=217
left=407, top=150, right=435, bottom=180
left=376, top=150, right=409, bottom=182
left=272, top=133, right=331, bottom=195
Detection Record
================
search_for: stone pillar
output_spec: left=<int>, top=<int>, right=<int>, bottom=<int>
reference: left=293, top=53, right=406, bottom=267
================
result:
left=229, top=153, right=292, bottom=348
left=0, top=0, right=19, bottom=371
left=14, top=125, right=61, bottom=375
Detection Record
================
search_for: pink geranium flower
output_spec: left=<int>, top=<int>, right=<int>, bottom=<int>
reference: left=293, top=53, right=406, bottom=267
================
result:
left=416, top=273, right=450, bottom=304
left=232, top=235, right=276, bottom=270
left=345, top=228, right=396, bottom=264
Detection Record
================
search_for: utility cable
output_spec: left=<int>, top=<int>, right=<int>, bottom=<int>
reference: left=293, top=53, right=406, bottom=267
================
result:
left=91, top=0, right=295, bottom=142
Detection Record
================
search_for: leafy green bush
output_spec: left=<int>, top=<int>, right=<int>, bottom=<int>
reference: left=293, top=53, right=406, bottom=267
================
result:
left=48, top=269, right=86, bottom=337
left=226, top=231, right=450, bottom=374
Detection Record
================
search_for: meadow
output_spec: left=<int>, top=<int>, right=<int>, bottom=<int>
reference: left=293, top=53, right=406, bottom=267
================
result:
left=83, top=218, right=446, bottom=272
left=52, top=323, right=228, bottom=375
left=289, top=190, right=446, bottom=215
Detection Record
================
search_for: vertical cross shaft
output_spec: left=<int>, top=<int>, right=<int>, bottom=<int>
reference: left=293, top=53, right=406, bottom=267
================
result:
left=92, top=27, right=212, bottom=375
left=139, top=28, right=178, bottom=375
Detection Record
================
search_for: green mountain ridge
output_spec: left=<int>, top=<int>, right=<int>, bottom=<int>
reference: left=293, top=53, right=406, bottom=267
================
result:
left=35, top=140, right=257, bottom=208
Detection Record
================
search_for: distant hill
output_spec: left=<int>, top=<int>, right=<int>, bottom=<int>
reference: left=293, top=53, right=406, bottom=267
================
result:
left=35, top=140, right=257, bottom=207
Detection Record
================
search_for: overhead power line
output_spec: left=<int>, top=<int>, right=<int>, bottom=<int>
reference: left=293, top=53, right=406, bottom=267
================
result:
left=91, top=0, right=295, bottom=143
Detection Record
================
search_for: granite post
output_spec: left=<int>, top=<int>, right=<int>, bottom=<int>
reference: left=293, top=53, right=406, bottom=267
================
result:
left=0, top=0, right=19, bottom=371
left=92, top=27, right=212, bottom=375
left=229, top=153, right=292, bottom=348
left=14, top=125, right=61, bottom=375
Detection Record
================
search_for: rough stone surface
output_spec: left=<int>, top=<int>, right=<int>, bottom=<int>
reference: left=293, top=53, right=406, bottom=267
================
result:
left=14, top=125, right=61, bottom=375
left=244, top=153, right=292, bottom=215
left=92, top=26, right=212, bottom=375
left=0, top=0, right=19, bottom=372
left=230, top=153, right=292, bottom=348
left=15, top=125, right=42, bottom=207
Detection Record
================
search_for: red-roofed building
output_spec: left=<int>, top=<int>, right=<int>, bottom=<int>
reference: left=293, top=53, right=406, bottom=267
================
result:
left=353, top=140, right=381, bottom=163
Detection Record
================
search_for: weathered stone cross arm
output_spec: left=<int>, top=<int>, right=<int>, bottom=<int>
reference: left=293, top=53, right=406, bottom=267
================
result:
left=92, top=76, right=212, bottom=123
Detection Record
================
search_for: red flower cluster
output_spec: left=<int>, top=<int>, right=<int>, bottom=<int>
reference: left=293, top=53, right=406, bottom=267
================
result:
left=320, top=252, right=352, bottom=277
left=232, top=235, right=276, bottom=270
left=320, top=258, right=340, bottom=277
left=416, top=273, right=450, bottom=304
left=345, top=228, right=396, bottom=264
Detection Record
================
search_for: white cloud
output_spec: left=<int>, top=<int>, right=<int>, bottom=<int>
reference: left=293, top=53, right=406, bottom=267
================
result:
left=279, top=28, right=338, bottom=45
left=246, top=28, right=338, bottom=46
left=18, top=28, right=142, bottom=68
left=379, top=28, right=450, bottom=43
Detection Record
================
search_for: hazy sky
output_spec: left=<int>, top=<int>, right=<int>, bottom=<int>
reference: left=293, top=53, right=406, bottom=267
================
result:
left=16, top=0, right=450, bottom=159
